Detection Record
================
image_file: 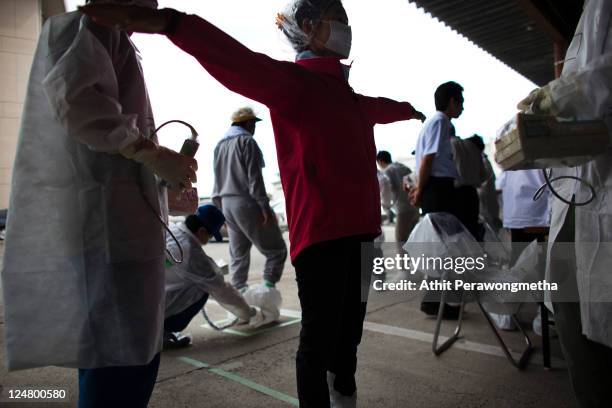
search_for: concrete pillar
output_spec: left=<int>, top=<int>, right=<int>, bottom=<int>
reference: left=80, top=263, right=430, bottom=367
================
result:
left=0, top=0, right=41, bottom=209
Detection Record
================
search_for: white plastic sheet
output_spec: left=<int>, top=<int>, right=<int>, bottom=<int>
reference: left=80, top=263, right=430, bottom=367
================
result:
left=403, top=213, right=484, bottom=279
left=242, top=284, right=283, bottom=327
left=404, top=213, right=543, bottom=310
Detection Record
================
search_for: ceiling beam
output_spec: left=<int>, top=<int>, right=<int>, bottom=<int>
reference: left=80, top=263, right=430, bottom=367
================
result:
left=515, top=0, right=568, bottom=47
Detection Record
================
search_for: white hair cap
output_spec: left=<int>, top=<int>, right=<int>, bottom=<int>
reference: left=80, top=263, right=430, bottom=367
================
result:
left=276, top=0, right=341, bottom=52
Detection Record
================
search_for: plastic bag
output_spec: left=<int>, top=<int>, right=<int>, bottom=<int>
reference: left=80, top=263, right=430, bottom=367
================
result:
left=242, top=284, right=283, bottom=327
left=477, top=240, right=543, bottom=313
left=403, top=213, right=484, bottom=279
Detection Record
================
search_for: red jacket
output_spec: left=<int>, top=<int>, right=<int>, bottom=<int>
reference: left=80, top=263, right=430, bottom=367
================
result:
left=169, top=15, right=418, bottom=261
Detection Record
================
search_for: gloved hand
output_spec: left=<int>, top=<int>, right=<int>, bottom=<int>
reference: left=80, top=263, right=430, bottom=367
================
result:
left=413, top=110, right=427, bottom=123
left=517, top=84, right=557, bottom=115
left=120, top=138, right=197, bottom=188
left=247, top=306, right=266, bottom=328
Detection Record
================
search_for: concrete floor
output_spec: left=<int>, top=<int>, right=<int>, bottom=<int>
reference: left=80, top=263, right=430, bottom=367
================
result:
left=0, top=226, right=576, bottom=407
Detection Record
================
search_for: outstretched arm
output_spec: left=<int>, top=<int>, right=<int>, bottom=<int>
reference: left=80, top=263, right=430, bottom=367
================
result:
left=79, top=4, right=304, bottom=112
left=357, top=95, right=426, bottom=125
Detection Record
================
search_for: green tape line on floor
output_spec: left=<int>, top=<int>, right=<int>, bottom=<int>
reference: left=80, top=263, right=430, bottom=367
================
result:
left=178, top=356, right=210, bottom=368
left=178, top=356, right=299, bottom=406
left=202, top=318, right=302, bottom=337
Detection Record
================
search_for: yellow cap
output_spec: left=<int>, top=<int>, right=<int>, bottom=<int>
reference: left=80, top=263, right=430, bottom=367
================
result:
left=231, top=107, right=262, bottom=123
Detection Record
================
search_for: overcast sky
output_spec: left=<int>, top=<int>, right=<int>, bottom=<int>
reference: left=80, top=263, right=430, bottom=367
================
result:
left=65, top=0, right=536, bottom=195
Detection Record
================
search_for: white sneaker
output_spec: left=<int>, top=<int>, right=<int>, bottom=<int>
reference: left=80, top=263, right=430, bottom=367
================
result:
left=327, top=372, right=357, bottom=408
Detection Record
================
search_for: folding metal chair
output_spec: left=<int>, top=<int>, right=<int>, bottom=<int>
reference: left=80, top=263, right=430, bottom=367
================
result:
left=407, top=213, right=534, bottom=369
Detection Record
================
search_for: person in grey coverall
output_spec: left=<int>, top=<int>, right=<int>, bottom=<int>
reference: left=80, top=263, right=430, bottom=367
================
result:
left=212, top=107, right=287, bottom=291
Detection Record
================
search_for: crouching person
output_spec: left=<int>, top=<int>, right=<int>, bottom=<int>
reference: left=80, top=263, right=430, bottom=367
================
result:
left=164, top=204, right=256, bottom=349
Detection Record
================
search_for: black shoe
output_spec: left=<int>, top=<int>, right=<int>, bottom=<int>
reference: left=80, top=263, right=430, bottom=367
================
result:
left=420, top=302, right=461, bottom=319
left=163, top=331, right=191, bottom=350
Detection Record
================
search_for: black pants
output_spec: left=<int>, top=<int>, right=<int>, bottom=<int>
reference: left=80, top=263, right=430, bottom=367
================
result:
left=421, top=176, right=455, bottom=215
left=164, top=294, right=209, bottom=333
left=422, top=177, right=480, bottom=241
left=294, top=235, right=372, bottom=408
left=78, top=354, right=160, bottom=408
left=454, top=185, right=481, bottom=241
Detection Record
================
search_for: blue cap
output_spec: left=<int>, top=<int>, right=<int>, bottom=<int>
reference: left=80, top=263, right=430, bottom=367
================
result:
left=196, top=205, right=225, bottom=242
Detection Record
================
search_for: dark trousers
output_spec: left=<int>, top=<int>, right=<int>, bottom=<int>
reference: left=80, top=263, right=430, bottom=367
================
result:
left=421, top=176, right=455, bottom=215
left=78, top=353, right=160, bottom=408
left=422, top=177, right=481, bottom=241
left=294, top=235, right=372, bottom=408
left=455, top=185, right=481, bottom=241
left=164, top=294, right=209, bottom=333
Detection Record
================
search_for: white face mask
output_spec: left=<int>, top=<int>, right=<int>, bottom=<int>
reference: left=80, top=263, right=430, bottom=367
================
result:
left=324, top=20, right=352, bottom=58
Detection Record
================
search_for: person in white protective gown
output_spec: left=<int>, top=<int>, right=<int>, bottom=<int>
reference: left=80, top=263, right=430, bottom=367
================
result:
left=212, top=107, right=287, bottom=291
left=163, top=204, right=267, bottom=349
left=519, top=0, right=612, bottom=405
left=0, top=0, right=196, bottom=407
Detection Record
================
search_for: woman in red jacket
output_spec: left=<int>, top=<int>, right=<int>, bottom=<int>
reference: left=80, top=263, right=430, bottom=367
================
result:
left=82, top=2, right=425, bottom=406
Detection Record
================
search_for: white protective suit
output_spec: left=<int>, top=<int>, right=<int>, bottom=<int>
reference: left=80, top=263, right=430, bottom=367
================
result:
left=545, top=0, right=612, bottom=348
left=165, top=224, right=252, bottom=321
left=1, top=12, right=166, bottom=370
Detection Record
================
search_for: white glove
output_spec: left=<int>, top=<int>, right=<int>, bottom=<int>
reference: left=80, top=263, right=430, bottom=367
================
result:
left=120, top=137, right=197, bottom=188
left=248, top=306, right=266, bottom=328
left=517, top=84, right=557, bottom=115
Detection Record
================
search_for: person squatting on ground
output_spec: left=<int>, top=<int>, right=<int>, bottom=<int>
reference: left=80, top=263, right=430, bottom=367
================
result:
left=212, top=107, right=287, bottom=292
left=0, top=1, right=197, bottom=407
left=163, top=204, right=263, bottom=349
left=376, top=150, right=420, bottom=242
left=79, top=1, right=426, bottom=406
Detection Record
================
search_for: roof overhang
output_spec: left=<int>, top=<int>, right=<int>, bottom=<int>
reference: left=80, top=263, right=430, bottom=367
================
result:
left=407, top=0, right=584, bottom=85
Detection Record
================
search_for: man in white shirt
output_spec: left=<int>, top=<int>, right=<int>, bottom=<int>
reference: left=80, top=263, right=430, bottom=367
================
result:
left=411, top=81, right=465, bottom=317
left=164, top=205, right=257, bottom=349
left=411, top=82, right=462, bottom=214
